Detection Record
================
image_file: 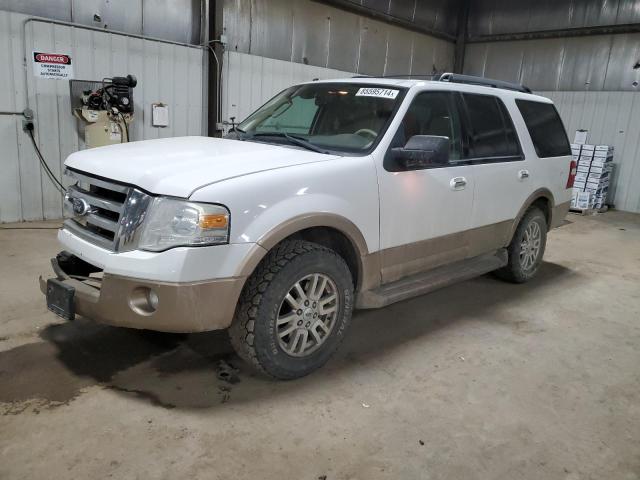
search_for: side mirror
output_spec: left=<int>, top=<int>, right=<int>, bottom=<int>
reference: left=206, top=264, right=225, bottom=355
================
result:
left=391, top=135, right=450, bottom=170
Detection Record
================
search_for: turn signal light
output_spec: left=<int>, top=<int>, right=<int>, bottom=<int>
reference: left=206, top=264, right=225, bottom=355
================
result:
left=199, top=214, right=228, bottom=229
left=566, top=160, right=577, bottom=189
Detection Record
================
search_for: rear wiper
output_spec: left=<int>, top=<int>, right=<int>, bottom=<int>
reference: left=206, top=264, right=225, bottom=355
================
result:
left=249, top=132, right=330, bottom=154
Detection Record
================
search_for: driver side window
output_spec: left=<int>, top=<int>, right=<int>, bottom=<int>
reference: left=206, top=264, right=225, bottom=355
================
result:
left=396, top=91, right=462, bottom=161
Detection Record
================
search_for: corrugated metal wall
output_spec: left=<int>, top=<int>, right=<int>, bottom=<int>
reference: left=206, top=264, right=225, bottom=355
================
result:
left=468, top=0, right=640, bottom=37
left=540, top=91, right=640, bottom=213
left=322, top=0, right=460, bottom=37
left=0, top=0, right=202, bottom=44
left=222, top=0, right=455, bottom=76
left=0, top=11, right=206, bottom=223
left=464, top=34, right=640, bottom=91
left=462, top=1, right=640, bottom=212
left=221, top=51, right=353, bottom=127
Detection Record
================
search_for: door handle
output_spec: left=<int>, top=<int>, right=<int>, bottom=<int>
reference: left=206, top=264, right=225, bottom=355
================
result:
left=450, top=177, right=467, bottom=190
left=518, top=169, right=530, bottom=180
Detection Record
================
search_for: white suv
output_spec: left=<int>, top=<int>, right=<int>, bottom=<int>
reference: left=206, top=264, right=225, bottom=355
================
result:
left=42, top=74, right=575, bottom=379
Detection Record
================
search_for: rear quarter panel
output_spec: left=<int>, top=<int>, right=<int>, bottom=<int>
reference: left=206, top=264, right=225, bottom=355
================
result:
left=506, top=95, right=572, bottom=211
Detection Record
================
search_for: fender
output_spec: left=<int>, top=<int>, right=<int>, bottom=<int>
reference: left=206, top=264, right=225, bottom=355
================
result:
left=235, top=212, right=375, bottom=291
left=508, top=188, right=555, bottom=243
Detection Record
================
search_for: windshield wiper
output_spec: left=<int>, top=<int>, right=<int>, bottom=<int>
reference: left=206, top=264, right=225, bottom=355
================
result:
left=249, top=132, right=330, bottom=154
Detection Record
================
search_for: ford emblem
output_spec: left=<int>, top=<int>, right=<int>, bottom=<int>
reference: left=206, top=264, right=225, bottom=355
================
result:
left=71, top=197, right=92, bottom=216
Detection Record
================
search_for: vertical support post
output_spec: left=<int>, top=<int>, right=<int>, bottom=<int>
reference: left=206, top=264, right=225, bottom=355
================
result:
left=207, top=0, right=224, bottom=137
left=453, top=0, right=470, bottom=74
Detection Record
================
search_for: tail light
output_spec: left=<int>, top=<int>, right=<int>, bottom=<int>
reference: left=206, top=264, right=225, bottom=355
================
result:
left=566, top=160, right=577, bottom=188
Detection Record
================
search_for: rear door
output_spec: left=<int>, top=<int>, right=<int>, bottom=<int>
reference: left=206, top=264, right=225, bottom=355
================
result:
left=458, top=93, right=532, bottom=257
left=377, top=90, right=474, bottom=284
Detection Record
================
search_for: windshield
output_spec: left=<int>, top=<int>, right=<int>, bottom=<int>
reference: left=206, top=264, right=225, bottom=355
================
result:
left=235, top=83, right=405, bottom=154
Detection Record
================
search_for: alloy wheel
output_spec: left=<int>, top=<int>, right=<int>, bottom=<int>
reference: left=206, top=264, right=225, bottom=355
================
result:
left=276, top=273, right=339, bottom=357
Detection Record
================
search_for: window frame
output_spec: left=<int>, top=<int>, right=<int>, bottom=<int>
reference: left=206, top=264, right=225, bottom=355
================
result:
left=383, top=90, right=466, bottom=172
left=457, top=92, right=525, bottom=164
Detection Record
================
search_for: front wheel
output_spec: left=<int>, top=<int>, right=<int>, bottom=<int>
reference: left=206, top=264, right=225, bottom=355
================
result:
left=494, top=207, right=547, bottom=283
left=229, top=240, right=354, bottom=379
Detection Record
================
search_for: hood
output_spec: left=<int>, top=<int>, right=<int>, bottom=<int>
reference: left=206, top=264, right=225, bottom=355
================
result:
left=65, top=136, right=340, bottom=198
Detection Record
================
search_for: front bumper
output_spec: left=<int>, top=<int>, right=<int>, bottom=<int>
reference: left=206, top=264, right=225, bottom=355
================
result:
left=40, top=262, right=245, bottom=333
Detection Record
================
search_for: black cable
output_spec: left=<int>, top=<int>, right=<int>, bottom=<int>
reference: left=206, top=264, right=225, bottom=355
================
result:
left=28, top=129, right=65, bottom=192
left=119, top=112, right=130, bottom=142
left=26, top=128, right=66, bottom=194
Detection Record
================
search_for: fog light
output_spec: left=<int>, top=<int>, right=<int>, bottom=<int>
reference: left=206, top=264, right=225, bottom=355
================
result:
left=129, top=287, right=159, bottom=315
left=147, top=289, right=159, bottom=310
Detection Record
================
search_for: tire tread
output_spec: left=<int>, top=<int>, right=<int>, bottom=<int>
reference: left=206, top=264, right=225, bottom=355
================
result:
left=228, top=239, right=350, bottom=378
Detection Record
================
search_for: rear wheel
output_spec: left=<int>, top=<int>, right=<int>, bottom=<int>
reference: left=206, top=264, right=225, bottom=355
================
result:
left=228, top=240, right=354, bottom=379
left=494, top=207, right=547, bottom=283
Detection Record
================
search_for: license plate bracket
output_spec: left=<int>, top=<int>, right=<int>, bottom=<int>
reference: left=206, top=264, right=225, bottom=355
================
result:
left=46, top=278, right=76, bottom=321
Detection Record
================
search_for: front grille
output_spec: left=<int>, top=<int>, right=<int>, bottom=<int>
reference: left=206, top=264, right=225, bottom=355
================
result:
left=63, top=169, right=152, bottom=252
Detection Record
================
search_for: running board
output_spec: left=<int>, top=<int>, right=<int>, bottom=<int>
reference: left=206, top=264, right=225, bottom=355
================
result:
left=356, top=249, right=508, bottom=309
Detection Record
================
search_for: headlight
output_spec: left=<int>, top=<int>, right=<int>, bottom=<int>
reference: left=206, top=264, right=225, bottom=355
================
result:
left=138, top=197, right=230, bottom=251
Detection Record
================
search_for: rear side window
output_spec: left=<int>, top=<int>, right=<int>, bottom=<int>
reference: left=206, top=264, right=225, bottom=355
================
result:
left=461, top=93, right=521, bottom=159
left=516, top=100, right=571, bottom=158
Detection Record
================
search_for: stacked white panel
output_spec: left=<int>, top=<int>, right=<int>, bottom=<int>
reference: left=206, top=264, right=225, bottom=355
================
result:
left=570, top=143, right=613, bottom=210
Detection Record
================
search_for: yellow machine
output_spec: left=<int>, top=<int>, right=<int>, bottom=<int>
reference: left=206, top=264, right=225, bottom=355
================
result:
left=74, top=108, right=132, bottom=147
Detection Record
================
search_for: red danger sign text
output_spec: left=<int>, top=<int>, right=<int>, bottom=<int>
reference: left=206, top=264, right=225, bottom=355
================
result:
left=34, top=53, right=71, bottom=64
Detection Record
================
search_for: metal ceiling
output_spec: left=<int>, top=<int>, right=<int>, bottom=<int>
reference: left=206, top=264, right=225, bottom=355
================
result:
left=463, top=0, right=640, bottom=91
left=464, top=33, right=640, bottom=91
left=468, top=0, right=640, bottom=39
left=315, top=0, right=461, bottom=39
left=222, top=0, right=455, bottom=76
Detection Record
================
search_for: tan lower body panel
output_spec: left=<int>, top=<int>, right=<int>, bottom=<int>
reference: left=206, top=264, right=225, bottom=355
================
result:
left=357, top=201, right=568, bottom=306
left=550, top=201, right=571, bottom=229
left=40, top=273, right=245, bottom=333
left=377, top=220, right=513, bottom=285
left=357, top=249, right=508, bottom=309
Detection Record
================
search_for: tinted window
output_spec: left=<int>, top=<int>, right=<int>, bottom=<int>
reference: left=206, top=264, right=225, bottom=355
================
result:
left=396, top=91, right=462, bottom=161
left=462, top=93, right=521, bottom=159
left=516, top=100, right=571, bottom=158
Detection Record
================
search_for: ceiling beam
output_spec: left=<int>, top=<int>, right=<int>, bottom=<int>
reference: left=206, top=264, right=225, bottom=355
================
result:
left=468, top=22, right=640, bottom=43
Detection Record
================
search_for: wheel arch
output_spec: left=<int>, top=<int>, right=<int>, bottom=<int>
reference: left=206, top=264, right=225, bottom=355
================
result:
left=508, top=188, right=555, bottom=244
left=236, top=213, right=373, bottom=293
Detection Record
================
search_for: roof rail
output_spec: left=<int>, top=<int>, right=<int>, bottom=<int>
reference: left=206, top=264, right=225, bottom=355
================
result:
left=437, top=73, right=532, bottom=93
left=351, top=74, right=440, bottom=79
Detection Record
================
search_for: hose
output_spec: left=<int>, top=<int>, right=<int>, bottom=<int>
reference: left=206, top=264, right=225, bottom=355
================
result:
left=26, top=127, right=66, bottom=194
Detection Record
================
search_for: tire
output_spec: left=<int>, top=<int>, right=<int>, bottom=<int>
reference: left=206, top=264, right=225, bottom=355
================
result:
left=494, top=207, right=547, bottom=283
left=228, top=239, right=354, bottom=380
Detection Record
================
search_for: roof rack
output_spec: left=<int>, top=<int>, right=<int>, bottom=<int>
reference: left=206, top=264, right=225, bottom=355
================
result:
left=349, top=72, right=532, bottom=93
left=437, top=73, right=532, bottom=93
left=351, top=74, right=440, bottom=80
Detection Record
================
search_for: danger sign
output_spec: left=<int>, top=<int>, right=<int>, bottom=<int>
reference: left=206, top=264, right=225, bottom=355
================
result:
left=32, top=51, right=74, bottom=80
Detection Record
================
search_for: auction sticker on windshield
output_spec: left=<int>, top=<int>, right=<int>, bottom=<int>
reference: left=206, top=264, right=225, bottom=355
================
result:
left=355, top=88, right=399, bottom=99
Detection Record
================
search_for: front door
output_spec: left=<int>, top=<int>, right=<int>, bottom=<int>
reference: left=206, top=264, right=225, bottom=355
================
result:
left=377, top=91, right=474, bottom=284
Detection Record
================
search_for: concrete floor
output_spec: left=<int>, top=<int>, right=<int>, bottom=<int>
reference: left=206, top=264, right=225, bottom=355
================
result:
left=1, top=212, right=639, bottom=480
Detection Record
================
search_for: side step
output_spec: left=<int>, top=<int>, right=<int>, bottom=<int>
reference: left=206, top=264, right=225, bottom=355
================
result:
left=356, top=249, right=508, bottom=309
